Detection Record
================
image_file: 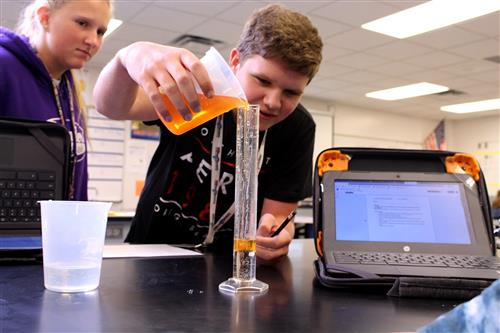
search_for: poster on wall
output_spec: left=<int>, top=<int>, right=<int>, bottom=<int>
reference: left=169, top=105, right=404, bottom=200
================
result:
left=424, top=119, right=446, bottom=150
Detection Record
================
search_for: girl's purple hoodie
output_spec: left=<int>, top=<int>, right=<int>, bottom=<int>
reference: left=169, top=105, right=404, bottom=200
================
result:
left=0, top=27, right=88, bottom=200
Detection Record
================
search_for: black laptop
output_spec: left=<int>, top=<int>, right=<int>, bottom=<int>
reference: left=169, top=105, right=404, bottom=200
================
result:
left=0, top=118, right=70, bottom=253
left=320, top=170, right=500, bottom=280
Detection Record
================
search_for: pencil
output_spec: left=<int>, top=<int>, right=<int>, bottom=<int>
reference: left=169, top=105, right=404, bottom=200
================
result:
left=271, top=210, right=297, bottom=237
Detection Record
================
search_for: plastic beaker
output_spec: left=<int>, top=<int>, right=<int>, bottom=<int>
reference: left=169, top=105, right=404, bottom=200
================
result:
left=39, top=200, right=112, bottom=293
left=158, top=47, right=248, bottom=135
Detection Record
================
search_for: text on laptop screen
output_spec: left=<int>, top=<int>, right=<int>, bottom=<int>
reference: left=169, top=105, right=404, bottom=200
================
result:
left=334, top=180, right=472, bottom=244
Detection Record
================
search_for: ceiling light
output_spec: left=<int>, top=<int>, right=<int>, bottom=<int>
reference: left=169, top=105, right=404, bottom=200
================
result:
left=441, top=98, right=500, bottom=114
left=366, top=82, right=449, bottom=101
left=104, top=18, right=123, bottom=39
left=361, top=0, right=500, bottom=39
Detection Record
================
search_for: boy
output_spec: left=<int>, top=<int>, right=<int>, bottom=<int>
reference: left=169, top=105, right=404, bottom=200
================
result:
left=94, top=4, right=323, bottom=263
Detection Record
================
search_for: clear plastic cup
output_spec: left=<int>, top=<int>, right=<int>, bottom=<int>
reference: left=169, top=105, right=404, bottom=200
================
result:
left=158, top=47, right=248, bottom=135
left=39, top=200, right=112, bottom=293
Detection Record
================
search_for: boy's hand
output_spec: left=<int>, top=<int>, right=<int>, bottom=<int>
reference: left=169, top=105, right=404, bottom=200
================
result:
left=256, top=213, right=292, bottom=264
left=117, top=42, right=214, bottom=121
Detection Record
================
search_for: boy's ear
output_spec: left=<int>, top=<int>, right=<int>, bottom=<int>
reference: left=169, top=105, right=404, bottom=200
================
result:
left=36, top=6, right=51, bottom=30
left=229, top=48, right=241, bottom=72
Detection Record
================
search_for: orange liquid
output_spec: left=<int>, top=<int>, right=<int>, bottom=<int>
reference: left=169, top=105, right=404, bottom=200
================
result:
left=159, top=94, right=248, bottom=135
left=233, top=239, right=256, bottom=252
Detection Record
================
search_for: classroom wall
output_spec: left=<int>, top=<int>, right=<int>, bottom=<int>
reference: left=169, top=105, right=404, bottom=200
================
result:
left=80, top=67, right=500, bottom=209
left=330, top=103, right=436, bottom=149
left=447, top=115, right=500, bottom=196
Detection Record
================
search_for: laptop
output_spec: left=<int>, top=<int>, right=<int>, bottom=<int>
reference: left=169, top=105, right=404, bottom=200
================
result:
left=0, top=118, right=70, bottom=253
left=320, top=170, right=500, bottom=280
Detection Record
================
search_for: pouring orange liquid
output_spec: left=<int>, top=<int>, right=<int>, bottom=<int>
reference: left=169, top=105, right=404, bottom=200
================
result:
left=158, top=94, right=248, bottom=135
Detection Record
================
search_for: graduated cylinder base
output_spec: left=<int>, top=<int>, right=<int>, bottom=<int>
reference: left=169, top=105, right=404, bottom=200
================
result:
left=218, top=278, right=268, bottom=294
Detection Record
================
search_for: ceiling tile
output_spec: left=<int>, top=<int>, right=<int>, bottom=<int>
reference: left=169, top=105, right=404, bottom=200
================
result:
left=131, top=5, right=207, bottom=33
left=433, top=93, right=487, bottom=107
left=153, top=1, right=235, bottom=17
left=303, top=85, right=329, bottom=96
left=309, top=15, right=352, bottom=39
left=325, top=28, right=394, bottom=51
left=312, top=77, right=354, bottom=90
left=112, top=1, right=151, bottom=21
left=315, top=62, right=356, bottom=79
left=459, top=11, right=500, bottom=37
left=405, top=69, right=454, bottom=83
left=448, top=38, right=500, bottom=60
left=317, top=90, right=357, bottom=102
left=310, top=1, right=397, bottom=27
left=322, top=44, right=354, bottom=62
left=366, top=40, right=432, bottom=61
left=268, top=1, right=327, bottom=14
left=367, top=77, right=415, bottom=90
left=333, top=70, right=388, bottom=84
left=467, top=70, right=500, bottom=84
left=342, top=83, right=379, bottom=96
left=304, top=90, right=334, bottom=101
left=405, top=51, right=466, bottom=68
left=215, top=2, right=269, bottom=25
left=410, top=26, right=485, bottom=49
left=369, top=61, right=424, bottom=76
left=440, top=59, right=498, bottom=76
left=109, top=23, right=177, bottom=44
left=436, top=76, right=485, bottom=90
left=188, top=19, right=243, bottom=46
left=386, top=1, right=424, bottom=10
left=335, top=52, right=388, bottom=69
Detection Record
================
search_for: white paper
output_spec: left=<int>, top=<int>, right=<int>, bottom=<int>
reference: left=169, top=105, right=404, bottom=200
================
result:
left=103, top=244, right=202, bottom=258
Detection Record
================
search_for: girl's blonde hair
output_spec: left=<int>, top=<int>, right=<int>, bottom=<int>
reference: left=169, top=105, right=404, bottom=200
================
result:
left=16, top=0, right=113, bottom=131
left=16, top=0, right=113, bottom=40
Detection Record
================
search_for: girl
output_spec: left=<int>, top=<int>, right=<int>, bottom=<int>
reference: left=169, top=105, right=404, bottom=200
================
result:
left=0, top=0, right=112, bottom=200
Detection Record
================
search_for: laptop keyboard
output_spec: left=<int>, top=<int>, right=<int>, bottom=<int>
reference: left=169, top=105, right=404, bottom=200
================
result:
left=334, top=251, right=500, bottom=269
left=0, top=170, right=56, bottom=225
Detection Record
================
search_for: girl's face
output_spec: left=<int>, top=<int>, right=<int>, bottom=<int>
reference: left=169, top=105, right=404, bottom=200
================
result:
left=37, top=0, right=111, bottom=78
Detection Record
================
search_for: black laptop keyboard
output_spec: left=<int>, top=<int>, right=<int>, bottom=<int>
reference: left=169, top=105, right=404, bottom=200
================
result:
left=334, top=251, right=500, bottom=269
left=0, top=170, right=56, bottom=224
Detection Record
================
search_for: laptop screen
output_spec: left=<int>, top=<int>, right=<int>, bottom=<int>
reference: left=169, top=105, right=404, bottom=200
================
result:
left=334, top=180, right=473, bottom=245
left=321, top=171, right=492, bottom=257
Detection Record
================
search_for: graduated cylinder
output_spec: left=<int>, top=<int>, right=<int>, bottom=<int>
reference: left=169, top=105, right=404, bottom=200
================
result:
left=233, top=104, right=260, bottom=281
left=219, top=104, right=268, bottom=294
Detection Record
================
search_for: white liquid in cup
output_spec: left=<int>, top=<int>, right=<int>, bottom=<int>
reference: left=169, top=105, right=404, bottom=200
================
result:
left=39, top=201, right=112, bottom=293
left=44, top=261, right=101, bottom=293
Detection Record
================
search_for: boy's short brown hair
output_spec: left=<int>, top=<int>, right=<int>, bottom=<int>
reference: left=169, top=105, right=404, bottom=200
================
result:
left=237, top=4, right=323, bottom=82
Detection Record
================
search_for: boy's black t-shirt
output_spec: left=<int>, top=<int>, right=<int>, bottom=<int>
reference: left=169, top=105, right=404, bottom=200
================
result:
left=126, top=104, right=315, bottom=249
